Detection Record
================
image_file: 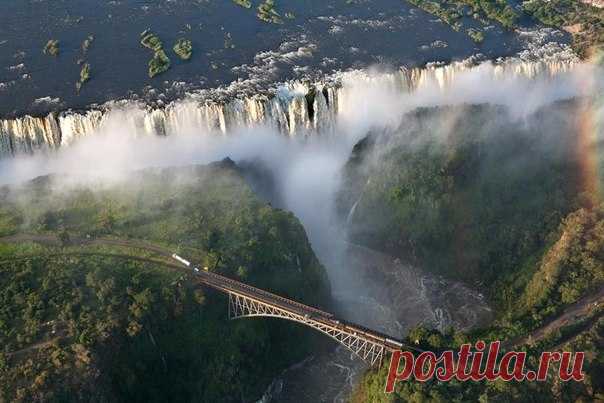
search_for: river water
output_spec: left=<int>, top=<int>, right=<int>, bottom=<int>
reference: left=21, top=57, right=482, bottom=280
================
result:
left=256, top=239, right=493, bottom=402
left=0, top=0, right=560, bottom=117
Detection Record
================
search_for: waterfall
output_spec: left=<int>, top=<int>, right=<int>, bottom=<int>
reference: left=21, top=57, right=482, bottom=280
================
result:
left=0, top=57, right=578, bottom=159
left=346, top=197, right=361, bottom=225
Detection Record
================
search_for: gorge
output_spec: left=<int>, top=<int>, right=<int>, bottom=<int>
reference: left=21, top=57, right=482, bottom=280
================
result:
left=1, top=47, right=603, bottom=401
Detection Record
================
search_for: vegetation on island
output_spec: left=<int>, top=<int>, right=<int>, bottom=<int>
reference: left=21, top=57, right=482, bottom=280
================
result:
left=0, top=161, right=330, bottom=402
left=140, top=30, right=171, bottom=78
left=232, top=0, right=252, bottom=8
left=43, top=40, right=59, bottom=56
left=405, top=0, right=499, bottom=41
left=455, top=0, right=517, bottom=29
left=466, top=27, right=484, bottom=42
left=148, top=50, right=171, bottom=78
left=257, top=0, right=283, bottom=24
left=340, top=102, right=604, bottom=401
left=173, top=38, right=193, bottom=60
left=173, top=38, right=192, bottom=60
left=232, top=0, right=294, bottom=24
left=407, top=0, right=464, bottom=31
left=75, top=63, right=91, bottom=93
left=140, top=30, right=163, bottom=52
left=74, top=36, right=95, bottom=93
left=407, top=0, right=519, bottom=30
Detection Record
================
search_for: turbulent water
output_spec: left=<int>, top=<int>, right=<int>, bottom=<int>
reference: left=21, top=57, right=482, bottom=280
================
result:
left=259, top=242, right=493, bottom=403
left=0, top=52, right=579, bottom=159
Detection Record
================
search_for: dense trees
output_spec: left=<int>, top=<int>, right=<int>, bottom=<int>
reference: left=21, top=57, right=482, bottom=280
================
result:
left=0, top=162, right=330, bottom=401
left=354, top=309, right=604, bottom=402
left=523, top=0, right=604, bottom=57
left=404, top=0, right=602, bottom=56
left=343, top=105, right=577, bottom=286
left=341, top=103, right=603, bottom=401
left=405, top=0, right=517, bottom=43
left=524, top=206, right=604, bottom=311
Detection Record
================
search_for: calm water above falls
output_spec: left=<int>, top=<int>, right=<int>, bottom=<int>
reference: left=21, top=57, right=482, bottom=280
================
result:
left=0, top=0, right=559, bottom=117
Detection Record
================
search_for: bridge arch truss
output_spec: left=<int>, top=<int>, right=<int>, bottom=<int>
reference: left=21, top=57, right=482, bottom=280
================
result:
left=228, top=291, right=386, bottom=367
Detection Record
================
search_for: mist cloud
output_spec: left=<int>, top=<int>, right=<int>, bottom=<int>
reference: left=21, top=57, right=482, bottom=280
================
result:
left=0, top=60, right=601, bottom=331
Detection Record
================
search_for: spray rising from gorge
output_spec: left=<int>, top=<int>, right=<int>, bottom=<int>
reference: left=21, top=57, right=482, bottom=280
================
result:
left=1, top=55, right=602, bottom=402
left=0, top=57, right=602, bottom=337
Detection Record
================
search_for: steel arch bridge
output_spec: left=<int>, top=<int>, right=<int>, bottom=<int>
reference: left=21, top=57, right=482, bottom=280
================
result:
left=172, top=254, right=413, bottom=367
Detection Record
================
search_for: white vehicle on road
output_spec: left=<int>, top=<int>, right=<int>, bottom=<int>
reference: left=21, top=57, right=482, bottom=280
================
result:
left=171, top=253, right=191, bottom=267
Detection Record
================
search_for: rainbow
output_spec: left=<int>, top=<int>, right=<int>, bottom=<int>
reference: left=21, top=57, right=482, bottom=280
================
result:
left=575, top=55, right=604, bottom=204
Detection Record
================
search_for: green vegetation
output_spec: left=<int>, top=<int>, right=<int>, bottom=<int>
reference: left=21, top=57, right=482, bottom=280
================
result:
left=76, top=63, right=91, bottom=93
left=407, top=0, right=463, bottom=31
left=520, top=205, right=604, bottom=320
left=341, top=102, right=603, bottom=402
left=43, top=40, right=59, bottom=56
left=405, top=0, right=602, bottom=56
left=523, top=0, right=604, bottom=57
left=75, top=36, right=94, bottom=93
left=140, top=30, right=163, bottom=52
left=148, top=50, right=171, bottom=78
left=354, top=311, right=603, bottom=401
left=0, top=161, right=330, bottom=401
left=173, top=38, right=193, bottom=60
left=406, top=0, right=515, bottom=39
left=339, top=101, right=604, bottom=325
left=340, top=101, right=604, bottom=331
left=231, top=0, right=295, bottom=25
left=232, top=0, right=252, bottom=8
left=257, top=0, right=283, bottom=24
left=140, top=30, right=171, bottom=78
left=340, top=104, right=585, bottom=285
left=467, top=27, right=484, bottom=42
left=454, top=0, right=518, bottom=28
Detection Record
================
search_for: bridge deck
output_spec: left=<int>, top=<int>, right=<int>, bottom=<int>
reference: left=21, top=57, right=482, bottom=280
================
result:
left=189, top=265, right=407, bottom=352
